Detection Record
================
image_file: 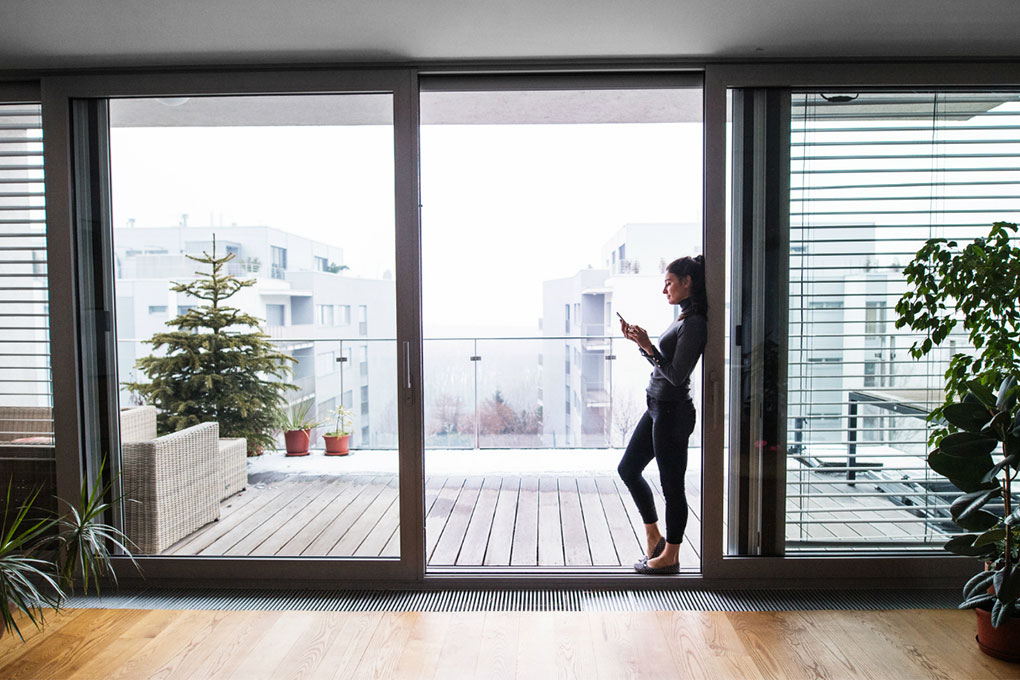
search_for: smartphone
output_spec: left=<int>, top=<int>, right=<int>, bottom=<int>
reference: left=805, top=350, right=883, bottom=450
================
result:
left=616, top=311, right=627, bottom=324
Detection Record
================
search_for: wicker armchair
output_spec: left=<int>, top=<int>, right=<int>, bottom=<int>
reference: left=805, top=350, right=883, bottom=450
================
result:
left=120, top=404, right=247, bottom=502
left=119, top=407, right=221, bottom=554
left=217, top=437, right=247, bottom=501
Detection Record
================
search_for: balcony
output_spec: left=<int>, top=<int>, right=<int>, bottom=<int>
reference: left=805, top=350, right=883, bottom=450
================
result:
left=155, top=445, right=951, bottom=565
left=115, top=334, right=962, bottom=559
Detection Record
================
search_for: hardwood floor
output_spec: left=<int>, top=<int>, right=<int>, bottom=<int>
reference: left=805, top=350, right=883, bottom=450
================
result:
left=1, top=608, right=1015, bottom=679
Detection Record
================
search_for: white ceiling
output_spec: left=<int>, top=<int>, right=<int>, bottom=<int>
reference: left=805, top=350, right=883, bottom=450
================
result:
left=1, top=0, right=1019, bottom=71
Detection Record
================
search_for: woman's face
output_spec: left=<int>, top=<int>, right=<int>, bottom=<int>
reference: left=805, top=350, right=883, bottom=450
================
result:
left=663, top=272, right=692, bottom=305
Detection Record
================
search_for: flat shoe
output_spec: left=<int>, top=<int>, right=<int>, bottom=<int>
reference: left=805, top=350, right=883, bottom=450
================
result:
left=633, top=559, right=680, bottom=575
left=649, top=537, right=666, bottom=559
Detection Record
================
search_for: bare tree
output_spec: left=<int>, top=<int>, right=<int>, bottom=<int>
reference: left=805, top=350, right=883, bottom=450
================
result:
left=430, top=392, right=470, bottom=435
left=613, top=391, right=644, bottom=447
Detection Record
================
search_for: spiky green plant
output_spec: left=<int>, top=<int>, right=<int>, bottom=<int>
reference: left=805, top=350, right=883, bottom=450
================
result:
left=54, top=459, right=138, bottom=596
left=0, top=484, right=62, bottom=641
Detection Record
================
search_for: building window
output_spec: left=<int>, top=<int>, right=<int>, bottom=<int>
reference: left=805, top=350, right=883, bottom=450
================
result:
left=865, top=301, right=887, bottom=335
left=337, top=304, right=351, bottom=325
left=564, top=304, right=570, bottom=333
left=148, top=305, right=167, bottom=314
left=317, top=351, right=337, bottom=376
left=271, top=246, right=287, bottom=279
left=316, top=304, right=334, bottom=326
left=265, top=304, right=285, bottom=326
left=358, top=305, right=368, bottom=335
left=314, top=256, right=328, bottom=272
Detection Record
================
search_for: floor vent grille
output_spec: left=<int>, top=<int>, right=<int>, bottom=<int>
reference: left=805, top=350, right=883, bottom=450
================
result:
left=63, top=588, right=959, bottom=612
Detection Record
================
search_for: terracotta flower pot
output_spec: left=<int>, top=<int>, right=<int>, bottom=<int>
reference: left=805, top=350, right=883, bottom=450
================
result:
left=284, top=429, right=311, bottom=456
left=323, top=434, right=351, bottom=456
left=975, top=606, right=1020, bottom=663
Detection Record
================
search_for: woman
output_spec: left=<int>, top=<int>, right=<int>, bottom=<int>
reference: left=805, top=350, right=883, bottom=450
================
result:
left=617, top=255, right=707, bottom=575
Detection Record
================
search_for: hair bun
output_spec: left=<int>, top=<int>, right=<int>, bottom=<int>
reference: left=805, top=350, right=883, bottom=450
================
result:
left=694, top=254, right=705, bottom=265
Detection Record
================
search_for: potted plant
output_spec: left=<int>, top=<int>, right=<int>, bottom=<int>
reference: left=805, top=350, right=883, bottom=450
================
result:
left=896, top=221, right=1020, bottom=660
left=0, top=484, right=62, bottom=640
left=277, top=401, right=321, bottom=456
left=1, top=460, right=138, bottom=641
left=322, top=404, right=354, bottom=456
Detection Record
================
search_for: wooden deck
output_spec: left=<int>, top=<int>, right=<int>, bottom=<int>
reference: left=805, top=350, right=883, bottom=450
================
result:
left=164, top=463, right=947, bottom=564
left=785, top=464, right=951, bottom=550
left=165, top=470, right=703, bottom=568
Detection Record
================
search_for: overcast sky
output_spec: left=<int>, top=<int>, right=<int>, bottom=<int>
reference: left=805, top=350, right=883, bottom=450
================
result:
left=110, top=120, right=702, bottom=331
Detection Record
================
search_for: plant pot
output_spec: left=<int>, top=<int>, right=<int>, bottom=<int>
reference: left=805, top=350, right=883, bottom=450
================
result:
left=284, top=429, right=311, bottom=456
left=975, top=606, right=1020, bottom=663
left=323, top=434, right=351, bottom=456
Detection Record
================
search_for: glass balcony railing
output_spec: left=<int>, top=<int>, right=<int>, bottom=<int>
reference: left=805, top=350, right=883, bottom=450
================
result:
left=116, top=333, right=678, bottom=451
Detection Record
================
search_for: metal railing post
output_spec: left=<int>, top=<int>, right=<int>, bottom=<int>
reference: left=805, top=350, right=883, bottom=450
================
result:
left=607, top=337, right=614, bottom=447
left=337, top=339, right=345, bottom=408
left=473, top=338, right=479, bottom=450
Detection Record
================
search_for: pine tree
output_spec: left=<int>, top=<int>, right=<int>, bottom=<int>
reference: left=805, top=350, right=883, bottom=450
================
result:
left=124, top=237, right=296, bottom=455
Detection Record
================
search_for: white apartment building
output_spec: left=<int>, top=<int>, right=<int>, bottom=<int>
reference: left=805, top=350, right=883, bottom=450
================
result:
left=114, top=224, right=397, bottom=449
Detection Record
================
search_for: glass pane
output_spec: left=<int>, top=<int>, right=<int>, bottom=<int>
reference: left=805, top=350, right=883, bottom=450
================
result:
left=109, top=94, right=398, bottom=558
left=785, top=91, right=1020, bottom=551
left=424, top=339, right=476, bottom=449
left=420, top=86, right=704, bottom=569
left=0, top=102, right=56, bottom=527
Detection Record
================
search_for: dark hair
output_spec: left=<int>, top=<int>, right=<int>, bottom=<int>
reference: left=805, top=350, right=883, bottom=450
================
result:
left=667, top=254, right=707, bottom=318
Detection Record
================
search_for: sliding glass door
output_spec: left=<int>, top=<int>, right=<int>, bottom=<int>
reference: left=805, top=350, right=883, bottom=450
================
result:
left=45, top=71, right=422, bottom=582
left=711, top=66, right=1020, bottom=583
left=106, top=93, right=404, bottom=560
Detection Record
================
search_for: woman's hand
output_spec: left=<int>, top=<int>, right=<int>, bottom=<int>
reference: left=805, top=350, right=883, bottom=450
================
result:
left=625, top=324, right=654, bottom=354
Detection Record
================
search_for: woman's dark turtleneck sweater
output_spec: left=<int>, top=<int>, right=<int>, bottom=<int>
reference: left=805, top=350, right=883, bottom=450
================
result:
left=639, top=297, right=707, bottom=402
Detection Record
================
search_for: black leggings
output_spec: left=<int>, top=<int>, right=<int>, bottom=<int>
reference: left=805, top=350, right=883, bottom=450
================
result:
left=617, top=395, right=696, bottom=545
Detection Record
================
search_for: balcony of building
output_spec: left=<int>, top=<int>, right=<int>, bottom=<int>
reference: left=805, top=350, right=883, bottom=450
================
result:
left=110, top=334, right=964, bottom=564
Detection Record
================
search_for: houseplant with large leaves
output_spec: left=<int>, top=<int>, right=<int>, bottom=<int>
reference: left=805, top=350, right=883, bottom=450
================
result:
left=896, top=221, right=1020, bottom=659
